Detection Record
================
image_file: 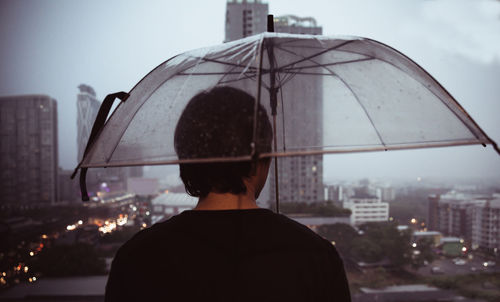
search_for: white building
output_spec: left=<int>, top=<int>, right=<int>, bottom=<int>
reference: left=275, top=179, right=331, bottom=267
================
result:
left=343, top=194, right=389, bottom=226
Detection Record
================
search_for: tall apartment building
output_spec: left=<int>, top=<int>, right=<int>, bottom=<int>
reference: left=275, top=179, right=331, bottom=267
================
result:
left=224, top=2, right=324, bottom=205
left=0, top=95, right=58, bottom=206
left=342, top=194, right=389, bottom=226
left=77, top=84, right=142, bottom=195
left=224, top=0, right=268, bottom=42
left=471, top=198, right=500, bottom=253
left=77, top=84, right=100, bottom=162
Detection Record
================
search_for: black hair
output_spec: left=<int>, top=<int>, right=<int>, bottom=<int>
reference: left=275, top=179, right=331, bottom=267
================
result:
left=174, top=86, right=272, bottom=198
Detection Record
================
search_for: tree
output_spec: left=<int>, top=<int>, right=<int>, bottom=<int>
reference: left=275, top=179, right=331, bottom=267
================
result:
left=316, top=223, right=358, bottom=256
left=410, top=237, right=436, bottom=270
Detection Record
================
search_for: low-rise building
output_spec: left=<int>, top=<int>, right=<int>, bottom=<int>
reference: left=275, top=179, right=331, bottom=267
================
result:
left=343, top=194, right=388, bottom=226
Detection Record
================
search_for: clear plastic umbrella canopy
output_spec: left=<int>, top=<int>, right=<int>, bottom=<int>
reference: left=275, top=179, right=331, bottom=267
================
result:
left=79, top=32, right=498, bottom=169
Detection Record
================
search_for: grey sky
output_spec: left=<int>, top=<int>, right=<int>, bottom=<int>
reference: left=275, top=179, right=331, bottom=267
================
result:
left=1, top=0, right=499, bottom=181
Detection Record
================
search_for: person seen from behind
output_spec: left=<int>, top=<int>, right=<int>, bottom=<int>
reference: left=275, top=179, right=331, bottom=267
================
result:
left=105, top=86, right=351, bottom=301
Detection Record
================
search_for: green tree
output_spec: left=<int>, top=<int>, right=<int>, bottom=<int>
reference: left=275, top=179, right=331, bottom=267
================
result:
left=316, top=223, right=358, bottom=255
left=411, top=237, right=436, bottom=270
left=350, top=237, right=384, bottom=263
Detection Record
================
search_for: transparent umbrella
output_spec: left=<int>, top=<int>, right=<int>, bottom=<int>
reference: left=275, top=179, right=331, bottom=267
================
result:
left=73, top=32, right=499, bottom=204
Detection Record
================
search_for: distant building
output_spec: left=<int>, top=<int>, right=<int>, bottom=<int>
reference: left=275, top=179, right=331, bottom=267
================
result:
left=77, top=84, right=100, bottom=162
left=343, top=194, right=389, bottom=226
left=76, top=84, right=142, bottom=194
left=325, top=185, right=343, bottom=203
left=0, top=95, right=58, bottom=206
left=427, top=194, right=440, bottom=231
left=58, top=168, right=78, bottom=203
left=471, top=198, right=500, bottom=253
left=274, top=15, right=323, bottom=35
left=435, top=191, right=485, bottom=243
left=224, top=3, right=324, bottom=205
left=224, top=0, right=268, bottom=42
left=268, top=16, right=324, bottom=205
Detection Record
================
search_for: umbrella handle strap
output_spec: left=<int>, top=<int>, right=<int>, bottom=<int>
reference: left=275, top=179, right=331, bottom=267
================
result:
left=71, top=91, right=129, bottom=201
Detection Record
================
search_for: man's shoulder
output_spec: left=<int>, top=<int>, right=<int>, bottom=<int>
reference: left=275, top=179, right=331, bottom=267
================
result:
left=260, top=212, right=334, bottom=250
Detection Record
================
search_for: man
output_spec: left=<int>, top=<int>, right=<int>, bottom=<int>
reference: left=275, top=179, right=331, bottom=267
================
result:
left=105, top=87, right=351, bottom=301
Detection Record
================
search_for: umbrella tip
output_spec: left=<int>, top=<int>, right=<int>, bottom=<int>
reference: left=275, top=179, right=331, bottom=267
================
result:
left=267, top=15, right=274, bottom=32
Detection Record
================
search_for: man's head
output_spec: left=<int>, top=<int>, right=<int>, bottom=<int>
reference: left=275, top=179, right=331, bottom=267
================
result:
left=174, top=86, right=273, bottom=198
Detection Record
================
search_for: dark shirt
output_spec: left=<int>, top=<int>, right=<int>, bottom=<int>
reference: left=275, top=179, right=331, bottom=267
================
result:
left=105, top=208, right=351, bottom=301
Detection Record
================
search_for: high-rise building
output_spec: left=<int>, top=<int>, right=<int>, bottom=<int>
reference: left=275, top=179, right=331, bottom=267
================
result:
left=0, top=95, right=58, bottom=206
left=471, top=198, right=500, bottom=253
left=76, top=84, right=142, bottom=195
left=225, top=3, right=324, bottom=205
left=225, top=0, right=268, bottom=42
left=77, top=84, right=100, bottom=162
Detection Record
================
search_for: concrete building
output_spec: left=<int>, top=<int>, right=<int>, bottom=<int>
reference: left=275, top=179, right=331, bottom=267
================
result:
left=77, top=84, right=100, bottom=162
left=0, top=95, right=58, bottom=205
left=224, top=0, right=268, bottom=42
left=435, top=191, right=485, bottom=243
left=325, top=185, right=343, bottom=203
left=342, top=194, right=389, bottom=226
left=224, top=2, right=324, bottom=205
left=471, top=198, right=500, bottom=253
left=76, top=84, right=142, bottom=194
left=274, top=15, right=323, bottom=35
left=427, top=194, right=440, bottom=231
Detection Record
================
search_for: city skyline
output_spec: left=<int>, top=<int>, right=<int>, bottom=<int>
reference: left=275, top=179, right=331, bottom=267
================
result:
left=0, top=0, right=499, bottom=180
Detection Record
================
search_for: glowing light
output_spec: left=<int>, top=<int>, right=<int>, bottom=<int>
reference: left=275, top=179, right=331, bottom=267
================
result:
left=312, top=166, right=317, bottom=172
left=146, top=211, right=150, bottom=216
left=412, top=243, right=417, bottom=248
left=29, top=251, right=34, bottom=257
left=132, top=206, right=137, bottom=211
left=460, top=239, right=464, bottom=243
left=411, top=218, right=417, bottom=224
left=389, top=217, right=394, bottom=221
left=142, top=223, right=147, bottom=228
left=24, top=266, right=29, bottom=273
left=32, top=276, right=36, bottom=281
left=2, top=272, right=6, bottom=277
left=0, top=277, right=6, bottom=285
left=66, top=225, right=76, bottom=231
left=78, top=220, right=83, bottom=225
left=164, top=190, right=169, bottom=194
left=462, top=247, right=467, bottom=252
left=331, top=241, right=336, bottom=245
left=483, top=262, right=488, bottom=267
left=28, top=278, right=33, bottom=283
left=41, top=234, right=48, bottom=239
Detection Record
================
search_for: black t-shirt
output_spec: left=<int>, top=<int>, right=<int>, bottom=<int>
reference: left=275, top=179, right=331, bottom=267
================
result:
left=105, top=208, right=351, bottom=302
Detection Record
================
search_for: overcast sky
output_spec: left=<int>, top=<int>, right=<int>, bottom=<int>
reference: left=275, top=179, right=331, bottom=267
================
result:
left=1, top=0, right=499, bottom=182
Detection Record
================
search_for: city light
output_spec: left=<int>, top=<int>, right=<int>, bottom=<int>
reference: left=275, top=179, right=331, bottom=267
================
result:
left=411, top=218, right=417, bottom=224
left=0, top=277, right=6, bottom=285
left=142, top=223, right=147, bottom=228
left=331, top=241, right=336, bottom=245
left=29, top=251, right=34, bottom=257
left=66, top=225, right=76, bottom=231
left=78, top=220, right=83, bottom=225
left=41, top=234, right=48, bottom=239
left=462, top=247, right=467, bottom=252
left=412, top=243, right=417, bottom=248
left=24, top=266, right=28, bottom=273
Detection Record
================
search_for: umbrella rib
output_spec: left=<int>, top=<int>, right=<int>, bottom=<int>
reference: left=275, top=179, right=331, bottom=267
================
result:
left=281, top=57, right=374, bottom=72
left=186, top=56, right=264, bottom=72
left=277, top=40, right=354, bottom=70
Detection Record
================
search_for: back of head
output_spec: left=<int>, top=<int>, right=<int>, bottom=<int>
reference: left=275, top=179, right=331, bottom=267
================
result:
left=174, top=86, right=272, bottom=198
